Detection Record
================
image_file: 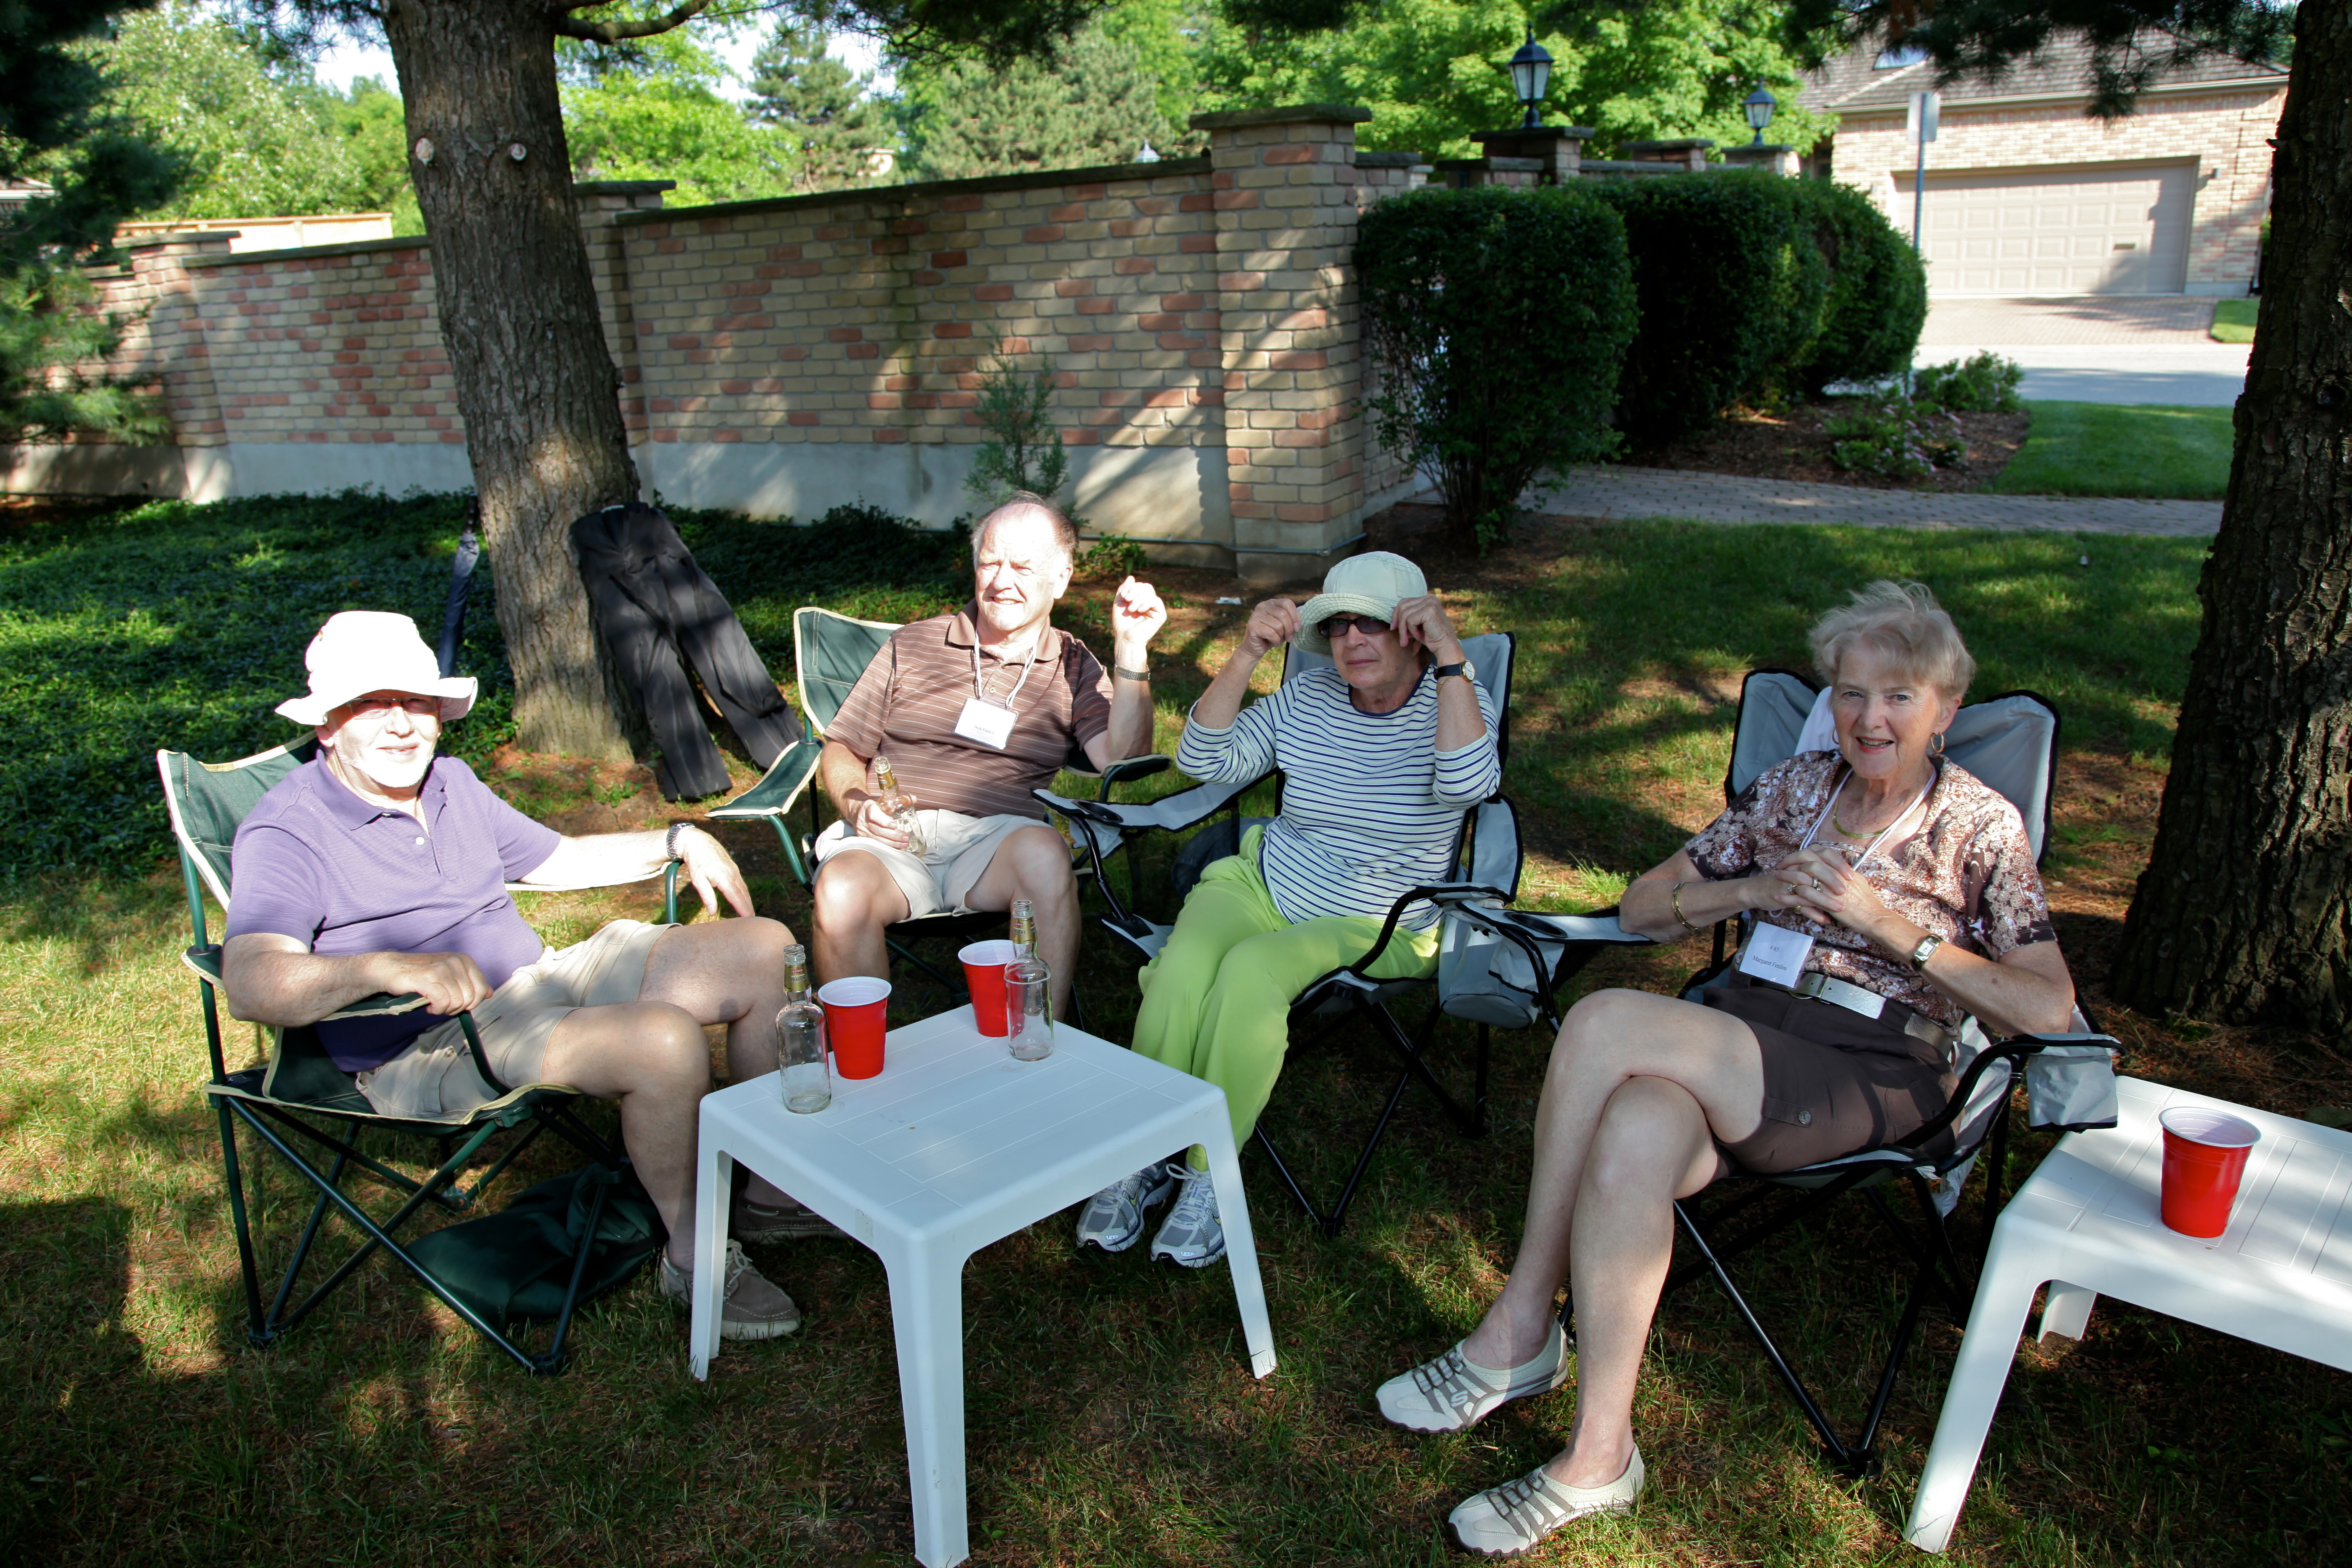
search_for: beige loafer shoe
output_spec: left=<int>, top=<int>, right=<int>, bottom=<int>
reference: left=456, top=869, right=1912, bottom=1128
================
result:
left=1447, top=1447, right=1643, bottom=1558
left=1376, top=1321, right=1570, bottom=1433
left=658, top=1238, right=802, bottom=1340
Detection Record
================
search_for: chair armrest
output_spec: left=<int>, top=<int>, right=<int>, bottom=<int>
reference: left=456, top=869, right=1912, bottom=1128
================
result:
left=1095, top=754, right=1173, bottom=792
left=1891, top=1032, right=2121, bottom=1153
left=1451, top=906, right=1653, bottom=948
left=1344, top=884, right=1516, bottom=979
left=1032, top=772, right=1257, bottom=835
left=709, top=736, right=824, bottom=820
left=182, top=944, right=432, bottom=1020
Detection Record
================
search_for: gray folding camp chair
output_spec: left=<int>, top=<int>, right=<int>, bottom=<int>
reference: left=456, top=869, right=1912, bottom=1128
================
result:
left=1633, top=669, right=2120, bottom=1477
left=710, top=606, right=1168, bottom=1007
left=161, top=739, right=681, bottom=1374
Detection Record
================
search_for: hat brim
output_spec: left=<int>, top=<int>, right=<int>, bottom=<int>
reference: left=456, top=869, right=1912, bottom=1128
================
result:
left=276, top=676, right=478, bottom=728
left=1292, top=593, right=1401, bottom=657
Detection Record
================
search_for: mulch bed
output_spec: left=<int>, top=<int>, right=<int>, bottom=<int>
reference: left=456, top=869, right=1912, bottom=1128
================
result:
left=1618, top=398, right=2030, bottom=493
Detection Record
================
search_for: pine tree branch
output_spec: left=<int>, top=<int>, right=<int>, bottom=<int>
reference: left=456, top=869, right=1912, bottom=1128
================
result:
left=551, top=1, right=717, bottom=43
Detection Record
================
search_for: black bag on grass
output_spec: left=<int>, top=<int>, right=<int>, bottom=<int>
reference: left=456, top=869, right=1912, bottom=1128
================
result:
left=405, top=1164, right=663, bottom=1326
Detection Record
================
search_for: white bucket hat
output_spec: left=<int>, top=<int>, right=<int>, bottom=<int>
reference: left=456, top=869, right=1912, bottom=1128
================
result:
left=1293, top=551, right=1430, bottom=656
left=275, top=611, right=478, bottom=727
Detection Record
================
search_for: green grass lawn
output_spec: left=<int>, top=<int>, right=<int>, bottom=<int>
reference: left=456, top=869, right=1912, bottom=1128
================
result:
left=2210, top=299, right=2258, bottom=344
left=1981, top=401, right=2234, bottom=501
left=5, top=496, right=2344, bottom=1566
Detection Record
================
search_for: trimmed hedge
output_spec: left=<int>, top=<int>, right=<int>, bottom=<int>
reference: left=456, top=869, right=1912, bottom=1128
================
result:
left=1357, top=183, right=1636, bottom=549
left=1785, top=178, right=1928, bottom=396
left=1592, top=171, right=1828, bottom=445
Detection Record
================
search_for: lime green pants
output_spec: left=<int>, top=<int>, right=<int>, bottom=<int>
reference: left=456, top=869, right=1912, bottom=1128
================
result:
left=1133, top=834, right=1439, bottom=1163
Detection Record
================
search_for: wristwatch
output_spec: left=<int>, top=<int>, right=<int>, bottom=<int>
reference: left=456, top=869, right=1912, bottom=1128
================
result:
left=665, top=821, right=689, bottom=861
left=1908, top=933, right=1945, bottom=972
left=1432, top=658, right=1477, bottom=684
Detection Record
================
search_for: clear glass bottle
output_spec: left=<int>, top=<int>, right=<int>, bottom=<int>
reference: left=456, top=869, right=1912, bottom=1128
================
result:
left=1004, top=897, right=1054, bottom=1060
left=872, top=754, right=926, bottom=856
left=776, top=943, right=831, bottom=1113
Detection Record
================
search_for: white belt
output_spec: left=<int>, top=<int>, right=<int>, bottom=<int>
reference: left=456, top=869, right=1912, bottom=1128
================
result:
left=1747, top=970, right=1955, bottom=1060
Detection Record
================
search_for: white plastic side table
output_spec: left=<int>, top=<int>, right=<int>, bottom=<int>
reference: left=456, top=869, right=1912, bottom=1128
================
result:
left=1906, top=1075, right=2352, bottom=1552
left=688, top=1007, right=1278, bottom=1568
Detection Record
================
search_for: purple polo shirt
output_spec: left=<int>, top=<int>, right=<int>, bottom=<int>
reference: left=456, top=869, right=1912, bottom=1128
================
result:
left=226, top=755, right=562, bottom=1071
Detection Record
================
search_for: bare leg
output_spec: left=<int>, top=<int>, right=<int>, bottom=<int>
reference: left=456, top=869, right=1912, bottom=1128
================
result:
left=1461, top=988, right=1765, bottom=1372
left=962, top=825, right=1081, bottom=1018
left=811, top=851, right=910, bottom=990
left=539, top=999, right=714, bottom=1269
left=640, top=916, right=797, bottom=1207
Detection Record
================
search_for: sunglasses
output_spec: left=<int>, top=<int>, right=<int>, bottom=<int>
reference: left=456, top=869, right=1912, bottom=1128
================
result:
left=1318, top=614, right=1393, bottom=641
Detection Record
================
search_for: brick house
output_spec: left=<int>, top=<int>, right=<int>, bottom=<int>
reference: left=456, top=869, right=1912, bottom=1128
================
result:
left=1798, top=36, right=2285, bottom=297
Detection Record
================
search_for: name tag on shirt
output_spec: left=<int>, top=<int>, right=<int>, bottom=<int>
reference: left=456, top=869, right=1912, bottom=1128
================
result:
left=1738, top=921, right=1815, bottom=988
left=953, top=696, right=1017, bottom=750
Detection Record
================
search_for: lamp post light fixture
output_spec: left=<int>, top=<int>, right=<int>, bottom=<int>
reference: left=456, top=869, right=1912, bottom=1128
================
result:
left=1508, top=28, right=1553, bottom=130
left=1743, top=83, right=1777, bottom=146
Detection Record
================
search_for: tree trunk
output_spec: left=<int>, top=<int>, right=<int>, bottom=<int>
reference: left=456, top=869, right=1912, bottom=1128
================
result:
left=2110, top=1, right=2352, bottom=1030
left=384, top=0, right=639, bottom=759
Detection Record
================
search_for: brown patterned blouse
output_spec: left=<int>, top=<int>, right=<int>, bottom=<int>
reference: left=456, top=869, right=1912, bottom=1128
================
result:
left=1683, top=752, right=2058, bottom=1027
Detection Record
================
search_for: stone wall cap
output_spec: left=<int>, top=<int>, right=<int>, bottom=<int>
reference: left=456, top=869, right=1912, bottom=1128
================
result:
left=1189, top=104, right=1372, bottom=130
left=1577, top=159, right=1684, bottom=176
left=573, top=180, right=677, bottom=194
left=1469, top=126, right=1596, bottom=143
left=1353, top=150, right=1426, bottom=167
left=1617, top=138, right=1717, bottom=155
left=617, top=156, right=1213, bottom=224
left=181, top=232, right=431, bottom=266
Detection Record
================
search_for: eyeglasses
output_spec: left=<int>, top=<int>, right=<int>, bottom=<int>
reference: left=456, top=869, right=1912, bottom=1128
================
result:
left=345, top=696, right=442, bottom=722
left=1318, top=614, right=1393, bottom=641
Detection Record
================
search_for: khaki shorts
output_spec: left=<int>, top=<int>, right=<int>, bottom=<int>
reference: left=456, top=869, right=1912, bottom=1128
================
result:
left=813, top=810, right=1042, bottom=920
left=355, top=919, right=671, bottom=1122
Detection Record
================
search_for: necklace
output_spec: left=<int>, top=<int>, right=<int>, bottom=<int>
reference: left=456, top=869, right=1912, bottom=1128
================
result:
left=1830, top=776, right=1921, bottom=839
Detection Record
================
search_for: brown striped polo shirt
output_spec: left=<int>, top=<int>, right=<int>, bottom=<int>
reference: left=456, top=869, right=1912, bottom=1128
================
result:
left=826, top=603, right=1114, bottom=820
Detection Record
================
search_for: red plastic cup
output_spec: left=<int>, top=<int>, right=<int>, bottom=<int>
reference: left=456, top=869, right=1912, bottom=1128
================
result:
left=959, top=940, right=1020, bottom=1037
left=817, top=977, right=891, bottom=1080
left=2159, top=1106, right=2261, bottom=1238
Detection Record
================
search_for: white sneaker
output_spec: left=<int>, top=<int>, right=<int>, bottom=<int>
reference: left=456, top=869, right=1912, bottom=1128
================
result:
left=1376, top=1322, right=1571, bottom=1433
left=1074, top=1161, right=1179, bottom=1253
left=1447, top=1447, right=1644, bottom=1558
left=1148, top=1163, right=1225, bottom=1267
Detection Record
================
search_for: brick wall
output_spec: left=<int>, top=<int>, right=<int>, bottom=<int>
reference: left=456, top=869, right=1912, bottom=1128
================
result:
left=1833, top=83, right=2281, bottom=296
left=6, top=106, right=1433, bottom=584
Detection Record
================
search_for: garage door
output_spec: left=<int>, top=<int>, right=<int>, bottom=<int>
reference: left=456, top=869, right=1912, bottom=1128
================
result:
left=1893, top=161, right=2197, bottom=295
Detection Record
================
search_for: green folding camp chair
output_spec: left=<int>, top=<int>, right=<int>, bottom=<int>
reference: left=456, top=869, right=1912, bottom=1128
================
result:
left=709, top=605, right=1168, bottom=1004
left=160, top=739, right=680, bottom=1375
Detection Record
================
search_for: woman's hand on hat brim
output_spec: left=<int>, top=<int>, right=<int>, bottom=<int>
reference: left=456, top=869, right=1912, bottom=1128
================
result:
left=1241, top=598, right=1300, bottom=659
left=1390, top=594, right=1462, bottom=663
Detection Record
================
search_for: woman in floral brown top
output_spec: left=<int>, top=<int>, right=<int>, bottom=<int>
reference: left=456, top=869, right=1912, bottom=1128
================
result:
left=1375, top=581, right=2077, bottom=1558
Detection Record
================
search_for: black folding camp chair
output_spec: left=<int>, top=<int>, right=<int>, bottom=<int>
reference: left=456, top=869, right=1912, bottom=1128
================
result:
left=1617, top=670, right=2121, bottom=1477
left=709, top=606, right=1166, bottom=1010
left=160, top=739, right=681, bottom=1375
left=1042, top=633, right=1652, bottom=1233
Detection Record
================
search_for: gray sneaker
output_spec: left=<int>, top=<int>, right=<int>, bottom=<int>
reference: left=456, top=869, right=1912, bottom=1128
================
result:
left=733, top=1193, right=848, bottom=1243
left=658, top=1238, right=801, bottom=1340
left=1148, top=1163, right=1225, bottom=1268
left=1074, top=1161, right=1179, bottom=1253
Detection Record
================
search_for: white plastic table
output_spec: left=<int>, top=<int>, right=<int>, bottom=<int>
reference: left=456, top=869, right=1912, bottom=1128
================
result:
left=688, top=1006, right=1278, bottom=1567
left=1906, top=1075, right=2352, bottom=1552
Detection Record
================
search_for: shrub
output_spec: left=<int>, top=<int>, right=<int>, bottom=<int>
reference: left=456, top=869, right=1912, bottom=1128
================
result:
left=1591, top=171, right=1828, bottom=445
left=1827, top=392, right=1967, bottom=481
left=1076, top=534, right=1148, bottom=577
left=1913, top=351, right=2024, bottom=413
left=1357, top=183, right=1637, bottom=551
left=963, top=338, right=1079, bottom=524
left=1784, top=178, right=1928, bottom=396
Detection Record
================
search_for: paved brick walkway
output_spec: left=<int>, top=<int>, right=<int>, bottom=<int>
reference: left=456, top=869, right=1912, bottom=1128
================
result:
left=1920, top=296, right=2222, bottom=346
left=1509, top=467, right=2221, bottom=535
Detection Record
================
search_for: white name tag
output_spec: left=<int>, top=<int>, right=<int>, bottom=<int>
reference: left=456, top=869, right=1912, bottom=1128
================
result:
left=952, top=696, right=1017, bottom=750
left=1738, top=921, right=1816, bottom=988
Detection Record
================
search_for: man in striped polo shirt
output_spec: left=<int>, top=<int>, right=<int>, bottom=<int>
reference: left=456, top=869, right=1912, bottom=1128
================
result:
left=810, top=494, right=1166, bottom=1017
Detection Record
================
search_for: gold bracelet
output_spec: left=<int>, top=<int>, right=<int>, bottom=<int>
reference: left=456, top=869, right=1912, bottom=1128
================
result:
left=1670, top=880, right=1700, bottom=933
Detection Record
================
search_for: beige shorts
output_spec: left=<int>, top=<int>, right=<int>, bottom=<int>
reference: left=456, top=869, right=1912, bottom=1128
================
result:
left=355, top=918, right=671, bottom=1122
left=813, top=810, right=1043, bottom=920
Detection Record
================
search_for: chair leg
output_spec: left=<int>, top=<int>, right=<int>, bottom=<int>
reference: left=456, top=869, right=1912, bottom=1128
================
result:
left=1251, top=1127, right=1333, bottom=1234
left=266, top=1145, right=351, bottom=1332
left=213, top=1096, right=270, bottom=1346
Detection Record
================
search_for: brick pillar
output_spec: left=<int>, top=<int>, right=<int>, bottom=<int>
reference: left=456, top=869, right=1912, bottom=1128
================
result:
left=575, top=180, right=672, bottom=462
left=1720, top=144, right=1799, bottom=176
left=128, top=232, right=235, bottom=499
left=1196, top=104, right=1375, bottom=587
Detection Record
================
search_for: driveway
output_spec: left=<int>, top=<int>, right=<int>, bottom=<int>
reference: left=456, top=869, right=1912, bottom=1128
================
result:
left=1916, top=296, right=2250, bottom=406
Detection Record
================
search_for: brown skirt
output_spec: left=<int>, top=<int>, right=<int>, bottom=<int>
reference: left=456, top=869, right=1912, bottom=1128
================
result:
left=1703, top=978, right=1957, bottom=1175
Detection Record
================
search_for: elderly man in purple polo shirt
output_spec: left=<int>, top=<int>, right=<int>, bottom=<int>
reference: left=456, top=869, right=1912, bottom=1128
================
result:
left=222, top=611, right=810, bottom=1341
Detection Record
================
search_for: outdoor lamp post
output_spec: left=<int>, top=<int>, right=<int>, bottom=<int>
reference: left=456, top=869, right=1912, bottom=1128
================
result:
left=1743, top=83, right=1777, bottom=146
left=1508, top=28, right=1553, bottom=130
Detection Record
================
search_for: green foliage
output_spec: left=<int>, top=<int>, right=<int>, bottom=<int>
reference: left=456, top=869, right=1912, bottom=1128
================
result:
left=561, top=75, right=797, bottom=206
left=1825, top=392, right=1964, bottom=481
left=1983, top=401, right=2234, bottom=500
left=963, top=341, right=1075, bottom=513
left=1097, top=0, right=1214, bottom=153
left=321, top=77, right=423, bottom=234
left=1357, top=183, right=1636, bottom=551
left=1196, top=0, right=1834, bottom=162
left=1592, top=170, right=1828, bottom=445
left=1914, top=351, right=2024, bottom=413
left=1783, top=177, right=1926, bottom=396
left=900, top=20, right=1167, bottom=178
left=1077, top=534, right=1149, bottom=576
left=0, top=266, right=171, bottom=442
left=747, top=23, right=889, bottom=195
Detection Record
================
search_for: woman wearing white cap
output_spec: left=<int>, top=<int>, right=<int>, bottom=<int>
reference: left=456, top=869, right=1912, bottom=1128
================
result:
left=1073, top=551, right=1500, bottom=1266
